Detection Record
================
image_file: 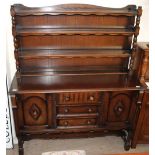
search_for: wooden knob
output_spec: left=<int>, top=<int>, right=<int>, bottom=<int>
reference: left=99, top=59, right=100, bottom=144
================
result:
left=118, top=107, right=123, bottom=112
left=89, top=96, right=94, bottom=101
left=65, top=96, right=70, bottom=101
left=33, top=111, right=37, bottom=116
left=64, top=108, right=69, bottom=113
left=88, top=108, right=92, bottom=113
left=87, top=120, right=92, bottom=125
left=89, top=130, right=95, bottom=133
left=64, top=121, right=69, bottom=126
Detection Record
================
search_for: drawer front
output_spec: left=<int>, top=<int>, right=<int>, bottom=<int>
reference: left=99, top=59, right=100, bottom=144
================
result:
left=58, top=92, right=99, bottom=104
left=58, top=118, right=97, bottom=127
left=57, top=106, right=97, bottom=114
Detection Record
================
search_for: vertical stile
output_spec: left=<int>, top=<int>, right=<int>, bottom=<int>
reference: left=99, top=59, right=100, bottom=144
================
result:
left=129, top=6, right=142, bottom=76
left=47, top=94, right=56, bottom=128
left=11, top=5, right=20, bottom=72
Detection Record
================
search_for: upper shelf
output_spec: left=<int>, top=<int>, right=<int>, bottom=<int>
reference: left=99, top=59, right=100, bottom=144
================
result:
left=11, top=4, right=138, bottom=16
left=15, top=27, right=135, bottom=36
left=18, top=49, right=131, bottom=59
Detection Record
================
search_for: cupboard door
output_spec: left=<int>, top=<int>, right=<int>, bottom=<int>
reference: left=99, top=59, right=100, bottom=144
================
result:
left=107, top=92, right=135, bottom=122
left=20, top=94, right=48, bottom=126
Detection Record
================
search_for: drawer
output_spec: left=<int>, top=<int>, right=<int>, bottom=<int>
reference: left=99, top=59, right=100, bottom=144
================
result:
left=58, top=118, right=97, bottom=127
left=58, top=92, right=99, bottom=104
left=57, top=106, right=97, bottom=114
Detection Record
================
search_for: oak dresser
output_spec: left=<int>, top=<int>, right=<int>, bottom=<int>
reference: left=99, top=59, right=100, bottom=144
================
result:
left=9, top=4, right=148, bottom=155
left=132, top=42, right=149, bottom=147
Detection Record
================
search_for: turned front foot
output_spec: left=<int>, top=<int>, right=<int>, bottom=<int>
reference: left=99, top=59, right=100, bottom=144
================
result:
left=121, top=129, right=131, bottom=151
left=18, top=139, right=24, bottom=155
left=124, top=140, right=131, bottom=151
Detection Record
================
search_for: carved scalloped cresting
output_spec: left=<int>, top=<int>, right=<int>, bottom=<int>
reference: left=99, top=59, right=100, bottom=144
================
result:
left=29, top=104, right=41, bottom=120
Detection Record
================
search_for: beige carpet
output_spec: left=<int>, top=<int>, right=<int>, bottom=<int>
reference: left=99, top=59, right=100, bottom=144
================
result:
left=108, top=153, right=149, bottom=155
left=6, top=136, right=148, bottom=155
left=42, top=150, right=86, bottom=155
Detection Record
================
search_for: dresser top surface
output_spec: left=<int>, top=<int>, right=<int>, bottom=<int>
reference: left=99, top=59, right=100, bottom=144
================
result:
left=10, top=74, right=144, bottom=94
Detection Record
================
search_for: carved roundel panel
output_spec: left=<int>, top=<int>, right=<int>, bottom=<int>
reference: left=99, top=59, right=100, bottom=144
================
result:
left=22, top=96, right=47, bottom=126
left=108, top=93, right=131, bottom=122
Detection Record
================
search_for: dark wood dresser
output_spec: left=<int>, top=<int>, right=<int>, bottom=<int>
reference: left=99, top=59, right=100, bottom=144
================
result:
left=9, top=4, right=148, bottom=155
left=132, top=42, right=149, bottom=147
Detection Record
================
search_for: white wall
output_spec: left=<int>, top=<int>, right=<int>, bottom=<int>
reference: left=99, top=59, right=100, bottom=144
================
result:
left=6, top=0, right=149, bottom=144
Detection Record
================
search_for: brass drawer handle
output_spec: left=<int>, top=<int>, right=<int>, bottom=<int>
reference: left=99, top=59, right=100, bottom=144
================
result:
left=64, top=96, right=70, bottom=101
left=89, top=96, right=94, bottom=101
left=117, top=107, right=123, bottom=112
left=89, top=130, right=95, bottom=133
left=64, top=108, right=69, bottom=113
left=33, top=111, right=37, bottom=116
left=64, top=121, right=69, bottom=126
left=88, top=108, right=92, bottom=113
left=87, top=120, right=92, bottom=125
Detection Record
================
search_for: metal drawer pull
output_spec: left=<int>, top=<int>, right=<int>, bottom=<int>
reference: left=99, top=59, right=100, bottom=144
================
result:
left=64, top=121, right=69, bottom=126
left=118, top=107, right=123, bottom=112
left=64, top=96, right=70, bottom=101
left=89, top=96, right=94, bottom=101
left=89, top=130, right=95, bottom=133
left=64, top=108, right=69, bottom=113
left=33, top=111, right=37, bottom=116
left=87, top=120, right=92, bottom=125
left=88, top=108, right=92, bottom=113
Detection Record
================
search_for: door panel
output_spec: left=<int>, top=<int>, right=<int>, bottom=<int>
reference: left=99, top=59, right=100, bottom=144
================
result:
left=108, top=92, right=133, bottom=122
left=21, top=95, right=48, bottom=126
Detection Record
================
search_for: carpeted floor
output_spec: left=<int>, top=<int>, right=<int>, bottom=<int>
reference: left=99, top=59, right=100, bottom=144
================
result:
left=108, top=153, right=148, bottom=155
left=6, top=136, right=149, bottom=155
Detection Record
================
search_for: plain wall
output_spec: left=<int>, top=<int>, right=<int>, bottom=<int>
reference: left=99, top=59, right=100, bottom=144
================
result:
left=6, top=0, right=149, bottom=145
